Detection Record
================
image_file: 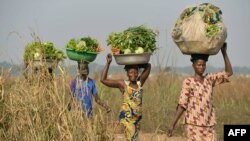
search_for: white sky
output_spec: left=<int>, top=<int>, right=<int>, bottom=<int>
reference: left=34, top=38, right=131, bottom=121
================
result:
left=1, top=0, right=250, bottom=67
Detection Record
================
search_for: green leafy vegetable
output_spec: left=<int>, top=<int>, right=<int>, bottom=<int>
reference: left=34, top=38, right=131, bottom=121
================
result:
left=206, top=25, right=219, bottom=37
left=106, top=25, right=158, bottom=54
left=66, top=36, right=101, bottom=52
left=24, top=41, right=66, bottom=61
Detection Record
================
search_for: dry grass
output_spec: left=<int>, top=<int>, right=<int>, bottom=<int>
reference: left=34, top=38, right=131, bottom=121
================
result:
left=0, top=68, right=113, bottom=141
left=0, top=67, right=250, bottom=141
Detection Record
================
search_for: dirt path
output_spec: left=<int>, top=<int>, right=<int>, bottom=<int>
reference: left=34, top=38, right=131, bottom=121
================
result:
left=114, top=133, right=186, bottom=141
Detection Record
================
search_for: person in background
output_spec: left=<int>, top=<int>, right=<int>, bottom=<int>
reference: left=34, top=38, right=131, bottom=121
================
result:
left=167, top=43, right=233, bottom=141
left=69, top=61, right=111, bottom=118
left=101, top=54, right=151, bottom=141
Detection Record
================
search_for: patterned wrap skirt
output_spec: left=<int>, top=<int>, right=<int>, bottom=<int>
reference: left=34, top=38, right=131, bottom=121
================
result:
left=186, top=124, right=217, bottom=141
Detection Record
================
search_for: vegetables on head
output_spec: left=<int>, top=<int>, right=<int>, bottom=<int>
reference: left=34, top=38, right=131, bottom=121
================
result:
left=66, top=39, right=77, bottom=50
left=66, top=36, right=102, bottom=53
left=24, top=41, right=66, bottom=62
left=107, top=25, right=158, bottom=54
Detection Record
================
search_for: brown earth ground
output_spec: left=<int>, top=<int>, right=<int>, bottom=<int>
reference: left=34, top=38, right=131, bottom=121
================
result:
left=114, top=133, right=186, bottom=141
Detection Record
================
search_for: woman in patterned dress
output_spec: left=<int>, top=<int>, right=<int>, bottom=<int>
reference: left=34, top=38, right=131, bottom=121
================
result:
left=167, top=43, right=233, bottom=141
left=101, top=54, right=151, bottom=141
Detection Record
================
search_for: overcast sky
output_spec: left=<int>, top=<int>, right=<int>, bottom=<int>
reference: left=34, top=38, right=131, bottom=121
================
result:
left=1, top=0, right=249, bottom=68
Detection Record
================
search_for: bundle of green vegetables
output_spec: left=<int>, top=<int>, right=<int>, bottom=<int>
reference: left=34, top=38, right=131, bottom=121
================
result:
left=66, top=37, right=102, bottom=53
left=107, top=25, right=158, bottom=54
left=24, top=41, right=66, bottom=61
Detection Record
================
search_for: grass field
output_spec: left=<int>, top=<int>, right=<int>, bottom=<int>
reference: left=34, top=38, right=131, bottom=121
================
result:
left=0, top=67, right=250, bottom=141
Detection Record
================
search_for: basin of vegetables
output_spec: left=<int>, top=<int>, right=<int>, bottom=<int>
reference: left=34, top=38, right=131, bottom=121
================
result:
left=107, top=25, right=158, bottom=65
left=66, top=37, right=102, bottom=62
left=172, top=3, right=227, bottom=55
left=24, top=41, right=66, bottom=68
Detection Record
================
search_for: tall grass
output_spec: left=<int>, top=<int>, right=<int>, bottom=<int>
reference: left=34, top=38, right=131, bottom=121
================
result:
left=1, top=67, right=250, bottom=140
left=0, top=68, right=113, bottom=141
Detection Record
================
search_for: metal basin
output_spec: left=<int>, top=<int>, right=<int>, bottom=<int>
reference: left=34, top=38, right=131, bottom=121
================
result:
left=113, top=53, right=152, bottom=65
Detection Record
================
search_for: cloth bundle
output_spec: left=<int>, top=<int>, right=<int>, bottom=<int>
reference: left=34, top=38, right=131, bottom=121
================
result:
left=172, top=3, right=227, bottom=55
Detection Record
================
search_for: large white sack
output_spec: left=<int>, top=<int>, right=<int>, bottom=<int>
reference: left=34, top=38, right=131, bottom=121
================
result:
left=172, top=3, right=227, bottom=55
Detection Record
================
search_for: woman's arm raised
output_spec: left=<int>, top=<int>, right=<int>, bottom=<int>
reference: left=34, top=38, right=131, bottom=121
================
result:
left=100, top=54, right=125, bottom=91
left=221, top=43, right=233, bottom=77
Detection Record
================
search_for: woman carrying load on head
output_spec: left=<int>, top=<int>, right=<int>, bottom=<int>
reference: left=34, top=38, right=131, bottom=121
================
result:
left=167, top=43, right=233, bottom=141
left=101, top=54, right=151, bottom=141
